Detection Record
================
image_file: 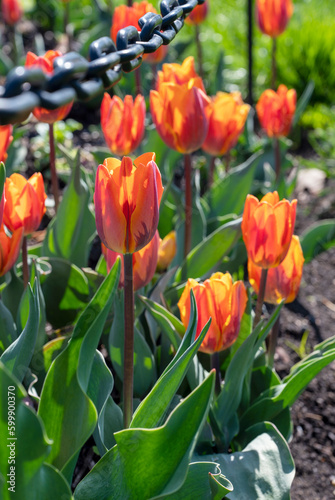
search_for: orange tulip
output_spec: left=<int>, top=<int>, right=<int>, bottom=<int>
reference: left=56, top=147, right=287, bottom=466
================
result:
left=25, top=51, right=73, bottom=124
left=0, top=125, right=13, bottom=163
left=185, top=0, right=209, bottom=25
left=248, top=235, right=304, bottom=304
left=111, top=1, right=156, bottom=43
left=157, top=230, right=177, bottom=271
left=156, top=56, right=205, bottom=91
left=256, top=0, right=293, bottom=38
left=178, top=272, right=247, bottom=354
left=150, top=79, right=209, bottom=154
left=3, top=173, right=47, bottom=235
left=100, top=93, right=146, bottom=156
left=1, top=0, right=22, bottom=25
left=256, top=85, right=296, bottom=138
left=0, top=224, right=24, bottom=277
left=102, top=230, right=159, bottom=290
left=242, top=191, right=297, bottom=269
left=94, top=153, right=163, bottom=254
left=202, top=92, right=250, bottom=156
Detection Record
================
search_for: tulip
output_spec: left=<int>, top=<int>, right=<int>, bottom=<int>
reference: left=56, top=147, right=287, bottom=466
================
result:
left=256, top=0, right=293, bottom=38
left=102, top=230, right=159, bottom=291
left=242, top=191, right=297, bottom=269
left=185, top=0, right=209, bottom=25
left=100, top=94, right=146, bottom=156
left=0, top=225, right=24, bottom=277
left=94, top=152, right=163, bottom=254
left=178, top=272, right=247, bottom=354
left=25, top=51, right=73, bottom=124
left=3, top=173, right=47, bottom=236
left=156, top=56, right=204, bottom=91
left=202, top=91, right=250, bottom=157
left=157, top=230, right=177, bottom=271
left=248, top=235, right=304, bottom=304
left=150, top=79, right=209, bottom=155
left=1, top=0, right=22, bottom=25
left=0, top=125, right=13, bottom=163
left=256, top=85, right=296, bottom=138
left=111, top=1, right=156, bottom=43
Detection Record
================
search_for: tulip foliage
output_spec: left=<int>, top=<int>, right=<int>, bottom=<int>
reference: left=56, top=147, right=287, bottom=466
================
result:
left=1, top=2, right=335, bottom=500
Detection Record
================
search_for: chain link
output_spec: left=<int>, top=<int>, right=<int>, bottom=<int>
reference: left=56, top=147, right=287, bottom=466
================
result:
left=0, top=0, right=205, bottom=125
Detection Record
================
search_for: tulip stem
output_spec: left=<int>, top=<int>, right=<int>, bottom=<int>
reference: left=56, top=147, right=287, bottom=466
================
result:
left=247, top=0, right=254, bottom=106
left=268, top=313, right=280, bottom=368
left=211, top=352, right=221, bottom=395
left=22, top=237, right=29, bottom=289
left=271, top=37, right=277, bottom=90
left=49, top=124, right=60, bottom=213
left=135, top=68, right=142, bottom=96
left=123, top=253, right=134, bottom=429
left=127, top=0, right=133, bottom=5
left=274, top=137, right=281, bottom=181
left=195, top=25, right=204, bottom=80
left=184, top=154, right=192, bottom=259
left=253, top=268, right=268, bottom=327
left=208, top=156, right=216, bottom=189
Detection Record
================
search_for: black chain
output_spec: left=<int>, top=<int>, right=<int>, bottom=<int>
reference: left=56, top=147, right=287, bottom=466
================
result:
left=0, top=0, right=204, bottom=125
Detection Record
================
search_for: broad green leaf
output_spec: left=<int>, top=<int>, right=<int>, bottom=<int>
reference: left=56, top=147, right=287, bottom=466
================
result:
left=0, top=301, right=17, bottom=354
left=0, top=362, right=72, bottom=500
left=38, top=261, right=120, bottom=478
left=131, top=292, right=210, bottom=429
left=1, top=268, right=24, bottom=320
left=42, top=152, right=96, bottom=268
left=74, top=371, right=215, bottom=500
left=159, top=461, right=233, bottom=499
left=205, top=152, right=260, bottom=223
left=300, top=219, right=335, bottom=262
left=31, top=336, right=69, bottom=395
left=200, top=422, right=294, bottom=500
left=97, top=396, right=123, bottom=452
left=0, top=162, right=5, bottom=199
left=40, top=257, right=90, bottom=328
left=212, top=305, right=283, bottom=448
left=0, top=282, right=40, bottom=383
left=239, top=335, right=335, bottom=429
left=293, top=80, right=315, bottom=127
left=174, top=217, right=241, bottom=283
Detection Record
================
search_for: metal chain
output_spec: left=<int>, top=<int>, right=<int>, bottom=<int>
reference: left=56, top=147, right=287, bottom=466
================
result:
left=0, top=0, right=204, bottom=125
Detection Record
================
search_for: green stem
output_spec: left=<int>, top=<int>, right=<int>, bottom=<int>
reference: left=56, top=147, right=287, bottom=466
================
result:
left=274, top=137, right=281, bottom=181
left=135, top=68, right=142, bottom=96
left=195, top=25, right=204, bottom=80
left=211, top=352, right=221, bottom=395
left=49, top=123, right=60, bottom=213
left=268, top=313, right=280, bottom=368
left=184, top=154, right=192, bottom=259
left=271, top=37, right=277, bottom=90
left=22, top=236, right=29, bottom=289
left=123, top=253, right=134, bottom=429
left=208, top=156, right=216, bottom=189
left=253, top=268, right=268, bottom=327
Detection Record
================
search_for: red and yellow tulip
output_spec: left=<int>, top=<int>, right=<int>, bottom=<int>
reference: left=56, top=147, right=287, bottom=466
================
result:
left=256, top=85, right=296, bottom=138
left=1, top=0, right=22, bottom=25
left=156, top=56, right=204, bottom=90
left=185, top=0, right=209, bottom=25
left=256, top=0, right=293, bottom=38
left=0, top=224, right=24, bottom=277
left=242, top=191, right=297, bottom=269
left=0, top=125, right=13, bottom=163
left=248, top=235, right=304, bottom=304
left=178, top=272, right=247, bottom=354
left=111, top=1, right=155, bottom=43
left=94, top=153, right=163, bottom=254
left=157, top=230, right=177, bottom=271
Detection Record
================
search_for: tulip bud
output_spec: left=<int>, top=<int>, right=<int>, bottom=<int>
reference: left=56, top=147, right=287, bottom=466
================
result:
left=111, top=1, right=156, bottom=43
left=185, top=0, right=209, bottom=25
left=0, top=125, right=13, bottom=163
left=1, top=0, right=22, bottom=25
left=157, top=231, right=177, bottom=271
left=94, top=153, right=163, bottom=254
left=178, top=272, right=247, bottom=354
left=256, top=0, right=293, bottom=38
left=248, top=235, right=304, bottom=303
left=242, top=191, right=297, bottom=269
left=3, top=173, right=47, bottom=236
left=25, top=51, right=73, bottom=124
left=0, top=224, right=24, bottom=277
left=256, top=85, right=296, bottom=138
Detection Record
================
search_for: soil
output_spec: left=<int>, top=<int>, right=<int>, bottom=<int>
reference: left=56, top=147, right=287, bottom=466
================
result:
left=275, top=176, right=335, bottom=500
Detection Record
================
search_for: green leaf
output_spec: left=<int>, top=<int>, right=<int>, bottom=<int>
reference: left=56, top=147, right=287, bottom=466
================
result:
left=131, top=292, right=210, bottom=429
left=293, top=80, right=315, bottom=127
left=200, top=422, right=294, bottom=500
left=0, top=282, right=40, bottom=383
left=0, top=301, right=17, bottom=354
left=74, top=372, right=215, bottom=500
left=1, top=268, right=25, bottom=320
left=205, top=152, right=260, bottom=224
left=174, top=217, right=241, bottom=283
left=0, top=362, right=72, bottom=500
left=0, top=162, right=5, bottom=200
left=300, top=219, right=335, bottom=262
left=38, top=261, right=121, bottom=478
left=42, top=152, right=96, bottom=268
left=40, top=257, right=90, bottom=328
